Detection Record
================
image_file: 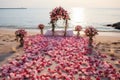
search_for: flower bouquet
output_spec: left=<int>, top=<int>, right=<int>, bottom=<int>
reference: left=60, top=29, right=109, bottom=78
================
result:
left=15, top=29, right=27, bottom=47
left=75, top=25, right=82, bottom=37
left=84, top=26, right=98, bottom=47
left=38, top=24, right=45, bottom=35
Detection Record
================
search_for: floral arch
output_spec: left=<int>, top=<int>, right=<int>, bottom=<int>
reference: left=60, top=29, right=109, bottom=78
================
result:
left=50, top=7, right=70, bottom=36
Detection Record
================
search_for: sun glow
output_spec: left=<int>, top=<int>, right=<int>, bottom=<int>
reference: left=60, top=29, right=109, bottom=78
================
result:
left=70, top=8, right=85, bottom=26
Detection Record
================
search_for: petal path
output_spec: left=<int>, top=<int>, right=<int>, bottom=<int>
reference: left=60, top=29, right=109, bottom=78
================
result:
left=0, top=35, right=120, bottom=80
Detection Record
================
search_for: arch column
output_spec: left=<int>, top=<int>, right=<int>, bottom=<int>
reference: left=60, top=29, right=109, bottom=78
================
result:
left=64, top=20, right=68, bottom=36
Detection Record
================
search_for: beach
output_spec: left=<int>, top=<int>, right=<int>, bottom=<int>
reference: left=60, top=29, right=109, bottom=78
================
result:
left=0, top=28, right=120, bottom=62
left=0, top=1, right=120, bottom=79
left=0, top=28, right=120, bottom=79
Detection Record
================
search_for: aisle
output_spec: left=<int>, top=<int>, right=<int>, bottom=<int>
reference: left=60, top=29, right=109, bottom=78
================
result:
left=0, top=35, right=120, bottom=80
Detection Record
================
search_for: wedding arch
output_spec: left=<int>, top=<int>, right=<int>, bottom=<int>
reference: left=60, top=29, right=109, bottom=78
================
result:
left=50, top=7, right=70, bottom=36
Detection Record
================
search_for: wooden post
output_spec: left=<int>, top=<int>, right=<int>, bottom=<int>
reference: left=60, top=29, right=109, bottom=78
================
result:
left=64, top=20, right=68, bottom=36
left=77, top=31, right=80, bottom=37
left=52, top=22, right=55, bottom=36
left=89, top=36, right=93, bottom=47
left=40, top=29, right=43, bottom=35
left=19, top=35, right=24, bottom=47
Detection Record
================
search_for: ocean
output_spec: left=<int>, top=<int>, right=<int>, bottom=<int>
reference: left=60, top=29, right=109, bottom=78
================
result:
left=0, top=8, right=120, bottom=32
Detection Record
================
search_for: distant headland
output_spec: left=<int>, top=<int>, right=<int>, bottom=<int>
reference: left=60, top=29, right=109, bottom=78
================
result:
left=0, top=8, right=27, bottom=9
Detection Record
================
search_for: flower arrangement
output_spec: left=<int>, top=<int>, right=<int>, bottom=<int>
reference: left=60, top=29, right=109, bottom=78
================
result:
left=15, top=29, right=27, bottom=47
left=50, top=6, right=70, bottom=36
left=38, top=24, right=45, bottom=35
left=75, top=25, right=82, bottom=37
left=84, top=26, right=98, bottom=37
left=50, top=6, right=70, bottom=23
left=84, top=26, right=98, bottom=47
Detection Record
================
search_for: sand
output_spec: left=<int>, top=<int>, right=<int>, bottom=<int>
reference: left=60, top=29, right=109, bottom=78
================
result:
left=95, top=34, right=120, bottom=57
left=0, top=28, right=120, bottom=73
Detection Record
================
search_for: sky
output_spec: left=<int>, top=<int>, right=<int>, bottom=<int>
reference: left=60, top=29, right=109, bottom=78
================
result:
left=0, top=0, right=120, bottom=8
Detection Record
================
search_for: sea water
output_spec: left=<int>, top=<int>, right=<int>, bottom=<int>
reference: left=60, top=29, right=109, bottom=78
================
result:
left=0, top=8, right=120, bottom=32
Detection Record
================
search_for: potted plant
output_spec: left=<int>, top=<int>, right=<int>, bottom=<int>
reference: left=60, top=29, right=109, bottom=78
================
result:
left=38, top=24, right=45, bottom=35
left=75, top=25, right=82, bottom=37
left=84, top=26, right=98, bottom=47
left=15, top=29, right=27, bottom=47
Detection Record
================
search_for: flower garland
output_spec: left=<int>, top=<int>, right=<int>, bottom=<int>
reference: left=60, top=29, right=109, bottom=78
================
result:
left=50, top=6, right=70, bottom=23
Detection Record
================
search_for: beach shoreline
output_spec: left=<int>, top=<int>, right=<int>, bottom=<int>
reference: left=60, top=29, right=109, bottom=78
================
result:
left=0, top=28, right=120, bottom=43
left=0, top=28, right=120, bottom=36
